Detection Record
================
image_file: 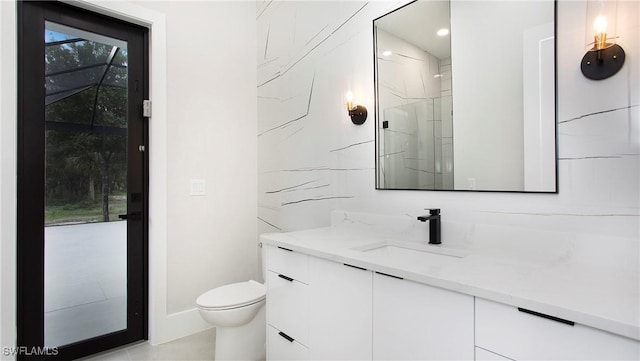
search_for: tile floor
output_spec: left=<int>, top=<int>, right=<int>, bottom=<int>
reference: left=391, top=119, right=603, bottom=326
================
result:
left=81, top=329, right=215, bottom=361
left=45, top=222, right=127, bottom=347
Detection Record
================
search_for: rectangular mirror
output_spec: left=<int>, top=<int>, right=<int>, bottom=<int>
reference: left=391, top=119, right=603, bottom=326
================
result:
left=374, top=0, right=557, bottom=192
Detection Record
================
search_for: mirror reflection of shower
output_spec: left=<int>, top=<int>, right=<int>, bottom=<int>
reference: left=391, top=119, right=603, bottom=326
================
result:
left=375, top=3, right=453, bottom=190
left=381, top=95, right=453, bottom=190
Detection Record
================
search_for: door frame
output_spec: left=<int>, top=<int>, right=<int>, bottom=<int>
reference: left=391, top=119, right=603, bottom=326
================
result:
left=17, top=1, right=149, bottom=358
left=1, top=0, right=172, bottom=351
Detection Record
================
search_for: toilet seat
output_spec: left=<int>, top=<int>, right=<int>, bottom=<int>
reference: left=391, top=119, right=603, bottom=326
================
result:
left=196, top=280, right=265, bottom=310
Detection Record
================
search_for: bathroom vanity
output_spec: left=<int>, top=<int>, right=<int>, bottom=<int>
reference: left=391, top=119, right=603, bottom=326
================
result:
left=261, top=212, right=640, bottom=360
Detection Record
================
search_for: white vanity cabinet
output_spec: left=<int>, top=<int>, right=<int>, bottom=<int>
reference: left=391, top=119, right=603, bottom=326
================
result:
left=265, top=243, right=640, bottom=361
left=373, top=272, right=474, bottom=360
left=266, top=245, right=372, bottom=360
left=266, top=245, right=310, bottom=360
left=475, top=298, right=640, bottom=360
left=309, top=257, right=373, bottom=360
left=266, top=244, right=474, bottom=361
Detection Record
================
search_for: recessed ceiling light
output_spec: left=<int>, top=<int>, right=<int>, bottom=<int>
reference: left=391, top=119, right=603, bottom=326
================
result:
left=382, top=50, right=392, bottom=57
left=437, top=28, right=449, bottom=36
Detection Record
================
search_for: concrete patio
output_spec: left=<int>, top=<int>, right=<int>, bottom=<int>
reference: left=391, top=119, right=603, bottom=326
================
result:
left=45, top=221, right=127, bottom=347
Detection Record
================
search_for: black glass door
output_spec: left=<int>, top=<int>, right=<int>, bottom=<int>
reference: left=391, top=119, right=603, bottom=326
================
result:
left=18, top=1, right=148, bottom=359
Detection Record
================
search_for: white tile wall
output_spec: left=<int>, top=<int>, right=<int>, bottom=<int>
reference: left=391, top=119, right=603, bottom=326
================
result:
left=375, top=26, right=453, bottom=189
left=257, top=1, right=639, bottom=270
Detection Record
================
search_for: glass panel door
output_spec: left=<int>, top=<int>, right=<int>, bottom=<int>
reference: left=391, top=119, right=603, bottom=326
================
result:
left=43, top=21, right=128, bottom=348
left=19, top=2, right=147, bottom=357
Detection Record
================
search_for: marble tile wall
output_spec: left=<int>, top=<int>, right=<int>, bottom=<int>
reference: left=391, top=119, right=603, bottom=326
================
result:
left=375, top=27, right=451, bottom=189
left=256, top=1, right=639, bottom=268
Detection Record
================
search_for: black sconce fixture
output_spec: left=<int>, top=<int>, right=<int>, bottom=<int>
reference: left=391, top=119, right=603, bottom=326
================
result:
left=581, top=0, right=625, bottom=80
left=346, top=91, right=367, bottom=125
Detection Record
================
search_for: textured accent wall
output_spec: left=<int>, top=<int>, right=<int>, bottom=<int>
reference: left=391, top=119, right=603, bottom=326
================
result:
left=256, top=1, right=638, bottom=265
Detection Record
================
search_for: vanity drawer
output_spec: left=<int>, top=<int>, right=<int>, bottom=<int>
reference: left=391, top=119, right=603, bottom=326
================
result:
left=267, top=245, right=309, bottom=284
left=475, top=298, right=640, bottom=360
left=267, top=325, right=309, bottom=361
left=267, top=270, right=309, bottom=346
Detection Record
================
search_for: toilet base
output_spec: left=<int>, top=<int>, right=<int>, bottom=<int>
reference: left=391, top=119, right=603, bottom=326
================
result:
left=215, top=306, right=266, bottom=360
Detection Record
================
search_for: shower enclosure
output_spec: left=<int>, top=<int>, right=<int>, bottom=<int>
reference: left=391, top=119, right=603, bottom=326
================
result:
left=379, top=96, right=453, bottom=190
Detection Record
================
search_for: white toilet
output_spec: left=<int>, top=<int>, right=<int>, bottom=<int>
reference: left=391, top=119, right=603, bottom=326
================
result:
left=196, top=246, right=267, bottom=360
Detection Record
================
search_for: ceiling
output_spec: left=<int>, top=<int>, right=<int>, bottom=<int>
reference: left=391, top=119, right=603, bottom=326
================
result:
left=375, top=0, right=451, bottom=59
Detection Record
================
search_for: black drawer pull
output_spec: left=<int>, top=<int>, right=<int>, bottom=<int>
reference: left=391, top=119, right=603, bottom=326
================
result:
left=278, top=331, right=295, bottom=342
left=375, top=271, right=403, bottom=280
left=344, top=263, right=367, bottom=271
left=277, top=246, right=293, bottom=252
left=278, top=274, right=294, bottom=282
left=518, top=308, right=575, bottom=326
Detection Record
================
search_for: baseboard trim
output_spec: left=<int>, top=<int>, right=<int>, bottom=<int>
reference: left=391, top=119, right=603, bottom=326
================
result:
left=151, top=308, right=212, bottom=345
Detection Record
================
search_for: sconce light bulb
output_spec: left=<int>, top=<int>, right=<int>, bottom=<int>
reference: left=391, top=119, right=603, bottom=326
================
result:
left=593, top=15, right=608, bottom=50
left=346, top=91, right=354, bottom=111
left=593, top=15, right=608, bottom=34
left=437, top=28, right=449, bottom=37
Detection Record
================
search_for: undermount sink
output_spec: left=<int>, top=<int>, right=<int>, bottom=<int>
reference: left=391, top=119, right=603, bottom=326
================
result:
left=353, top=240, right=468, bottom=265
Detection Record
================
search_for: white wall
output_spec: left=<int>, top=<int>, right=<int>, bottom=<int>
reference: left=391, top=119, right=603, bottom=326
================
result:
left=0, top=0, right=258, bottom=352
left=257, top=0, right=639, bottom=270
left=137, top=0, right=258, bottom=316
left=451, top=1, right=553, bottom=191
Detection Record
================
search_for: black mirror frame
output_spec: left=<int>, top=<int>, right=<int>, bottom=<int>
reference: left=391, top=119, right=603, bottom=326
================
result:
left=372, top=0, right=558, bottom=194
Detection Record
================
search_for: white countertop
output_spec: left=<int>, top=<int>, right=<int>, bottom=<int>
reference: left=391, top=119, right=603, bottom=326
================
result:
left=260, top=226, right=640, bottom=341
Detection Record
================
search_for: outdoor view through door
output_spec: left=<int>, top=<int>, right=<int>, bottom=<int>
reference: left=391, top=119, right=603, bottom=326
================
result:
left=44, top=21, right=129, bottom=347
left=18, top=2, right=148, bottom=359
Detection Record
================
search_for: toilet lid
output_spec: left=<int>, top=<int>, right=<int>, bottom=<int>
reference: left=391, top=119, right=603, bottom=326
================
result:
left=196, top=280, right=265, bottom=310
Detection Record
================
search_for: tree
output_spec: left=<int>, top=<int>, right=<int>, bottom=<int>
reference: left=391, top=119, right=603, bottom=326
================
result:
left=45, top=34, right=128, bottom=223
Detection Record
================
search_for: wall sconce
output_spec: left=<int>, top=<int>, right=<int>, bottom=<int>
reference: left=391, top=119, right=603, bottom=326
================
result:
left=346, top=91, right=367, bottom=125
left=580, top=0, right=625, bottom=80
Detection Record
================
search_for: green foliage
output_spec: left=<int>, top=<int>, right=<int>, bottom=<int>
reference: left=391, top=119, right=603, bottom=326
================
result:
left=44, top=35, right=128, bottom=225
left=45, top=193, right=127, bottom=225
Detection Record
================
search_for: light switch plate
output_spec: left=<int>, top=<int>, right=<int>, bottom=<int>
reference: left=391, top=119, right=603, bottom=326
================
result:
left=190, top=179, right=206, bottom=196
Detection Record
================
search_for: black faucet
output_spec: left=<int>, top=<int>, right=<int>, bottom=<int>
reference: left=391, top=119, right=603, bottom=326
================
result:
left=417, top=209, right=441, bottom=245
